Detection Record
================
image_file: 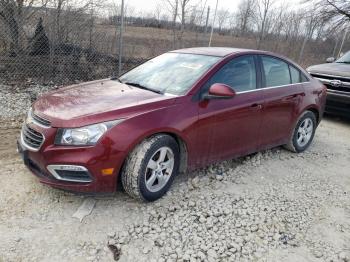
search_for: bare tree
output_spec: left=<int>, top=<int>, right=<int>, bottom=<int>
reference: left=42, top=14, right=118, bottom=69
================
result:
left=268, top=3, right=288, bottom=52
left=163, top=0, right=194, bottom=47
left=227, top=13, right=237, bottom=36
left=0, top=0, right=50, bottom=55
left=253, top=0, right=275, bottom=49
left=161, top=13, right=170, bottom=23
left=188, top=0, right=207, bottom=44
left=280, top=10, right=305, bottom=58
left=216, top=8, right=229, bottom=33
left=306, top=0, right=350, bottom=28
left=125, top=5, right=135, bottom=28
left=298, top=10, right=325, bottom=62
left=154, top=2, right=163, bottom=26
left=164, top=0, right=179, bottom=48
left=236, top=0, right=255, bottom=36
left=179, top=0, right=192, bottom=47
left=53, top=0, right=67, bottom=43
left=55, top=0, right=95, bottom=45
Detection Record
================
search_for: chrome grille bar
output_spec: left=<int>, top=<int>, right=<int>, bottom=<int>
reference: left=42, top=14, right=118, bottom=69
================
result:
left=31, top=111, right=51, bottom=127
left=21, top=124, right=45, bottom=151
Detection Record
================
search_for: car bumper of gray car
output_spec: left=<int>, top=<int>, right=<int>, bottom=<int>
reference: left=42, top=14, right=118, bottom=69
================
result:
left=326, top=90, right=350, bottom=116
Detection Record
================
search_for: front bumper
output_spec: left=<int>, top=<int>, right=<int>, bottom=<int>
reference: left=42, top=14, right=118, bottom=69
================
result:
left=18, top=123, right=126, bottom=194
left=325, top=90, right=350, bottom=116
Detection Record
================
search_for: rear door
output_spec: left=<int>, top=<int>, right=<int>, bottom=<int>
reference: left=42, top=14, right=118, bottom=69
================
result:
left=259, top=55, right=305, bottom=148
left=195, top=55, right=265, bottom=165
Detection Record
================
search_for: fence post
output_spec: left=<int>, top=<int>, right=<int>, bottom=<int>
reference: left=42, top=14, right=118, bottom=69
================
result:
left=118, top=0, right=125, bottom=76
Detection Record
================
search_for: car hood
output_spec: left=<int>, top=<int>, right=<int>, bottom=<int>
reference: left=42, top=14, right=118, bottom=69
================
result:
left=307, top=63, right=350, bottom=78
left=33, top=79, right=176, bottom=127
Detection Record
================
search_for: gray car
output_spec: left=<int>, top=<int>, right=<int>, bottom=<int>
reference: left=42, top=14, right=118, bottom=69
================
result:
left=307, top=52, right=350, bottom=116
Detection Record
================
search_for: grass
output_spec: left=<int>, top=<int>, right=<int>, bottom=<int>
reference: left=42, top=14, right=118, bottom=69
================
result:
left=94, top=25, right=329, bottom=68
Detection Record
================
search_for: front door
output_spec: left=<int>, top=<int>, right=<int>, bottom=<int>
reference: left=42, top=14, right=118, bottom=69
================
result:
left=195, top=55, right=264, bottom=166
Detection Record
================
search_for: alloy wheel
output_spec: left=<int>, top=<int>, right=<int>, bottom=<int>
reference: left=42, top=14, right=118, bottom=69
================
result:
left=145, top=146, right=175, bottom=193
left=296, top=117, right=314, bottom=147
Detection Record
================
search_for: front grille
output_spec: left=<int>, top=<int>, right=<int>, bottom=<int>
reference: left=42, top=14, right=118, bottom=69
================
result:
left=311, top=73, right=350, bottom=82
left=32, top=111, right=51, bottom=127
left=22, top=124, right=44, bottom=150
left=324, top=84, right=349, bottom=93
left=311, top=73, right=350, bottom=93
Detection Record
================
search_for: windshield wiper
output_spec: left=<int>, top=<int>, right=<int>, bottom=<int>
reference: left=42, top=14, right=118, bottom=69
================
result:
left=336, top=61, right=350, bottom=64
left=124, top=82, right=163, bottom=94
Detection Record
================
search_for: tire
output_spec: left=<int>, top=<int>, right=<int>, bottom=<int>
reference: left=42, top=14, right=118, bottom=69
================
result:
left=121, top=134, right=180, bottom=202
left=285, top=111, right=317, bottom=153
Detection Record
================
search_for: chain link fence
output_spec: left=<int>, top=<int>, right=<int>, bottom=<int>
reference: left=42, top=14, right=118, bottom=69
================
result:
left=1, top=0, right=343, bottom=88
left=0, top=1, right=147, bottom=86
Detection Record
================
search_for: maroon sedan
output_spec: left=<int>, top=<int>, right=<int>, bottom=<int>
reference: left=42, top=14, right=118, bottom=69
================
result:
left=18, top=47, right=327, bottom=201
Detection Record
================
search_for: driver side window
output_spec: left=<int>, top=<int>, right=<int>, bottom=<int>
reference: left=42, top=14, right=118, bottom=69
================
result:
left=205, top=55, right=257, bottom=93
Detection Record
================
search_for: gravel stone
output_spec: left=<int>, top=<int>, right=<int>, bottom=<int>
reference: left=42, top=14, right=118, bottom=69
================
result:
left=1, top=85, right=350, bottom=262
left=0, top=83, right=57, bottom=119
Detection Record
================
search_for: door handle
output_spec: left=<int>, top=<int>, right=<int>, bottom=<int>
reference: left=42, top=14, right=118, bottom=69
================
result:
left=283, top=93, right=304, bottom=101
left=289, top=94, right=299, bottom=99
left=251, top=103, right=262, bottom=110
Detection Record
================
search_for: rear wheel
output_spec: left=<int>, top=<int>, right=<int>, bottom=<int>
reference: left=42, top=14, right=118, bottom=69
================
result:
left=121, top=134, right=180, bottom=202
left=285, top=111, right=317, bottom=153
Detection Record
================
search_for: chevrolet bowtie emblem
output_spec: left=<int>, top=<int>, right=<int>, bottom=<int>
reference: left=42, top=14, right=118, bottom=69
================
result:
left=329, top=79, right=342, bottom=87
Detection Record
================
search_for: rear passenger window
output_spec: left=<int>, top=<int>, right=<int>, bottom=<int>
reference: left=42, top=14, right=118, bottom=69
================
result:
left=301, top=73, right=309, bottom=82
left=262, top=56, right=291, bottom=87
left=289, top=65, right=301, bottom=84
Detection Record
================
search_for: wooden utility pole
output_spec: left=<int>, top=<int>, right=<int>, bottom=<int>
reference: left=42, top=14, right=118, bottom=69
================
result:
left=338, top=27, right=348, bottom=58
left=203, top=6, right=210, bottom=45
left=332, top=37, right=339, bottom=58
left=208, top=0, right=218, bottom=47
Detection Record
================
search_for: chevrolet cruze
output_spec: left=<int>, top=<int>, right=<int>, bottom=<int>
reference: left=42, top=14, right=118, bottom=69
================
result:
left=18, top=47, right=327, bottom=201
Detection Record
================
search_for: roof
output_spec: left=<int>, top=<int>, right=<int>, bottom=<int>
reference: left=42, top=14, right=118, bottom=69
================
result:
left=170, top=47, right=255, bottom=57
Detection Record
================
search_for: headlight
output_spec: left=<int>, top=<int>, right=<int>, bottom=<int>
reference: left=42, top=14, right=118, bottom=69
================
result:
left=55, top=119, right=124, bottom=146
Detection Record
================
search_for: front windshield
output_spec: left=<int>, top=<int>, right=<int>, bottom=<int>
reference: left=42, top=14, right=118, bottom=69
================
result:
left=336, top=51, right=350, bottom=63
left=119, top=53, right=220, bottom=95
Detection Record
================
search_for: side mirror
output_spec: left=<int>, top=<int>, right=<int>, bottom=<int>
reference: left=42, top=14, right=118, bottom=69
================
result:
left=202, top=83, right=236, bottom=100
left=326, top=57, right=335, bottom=63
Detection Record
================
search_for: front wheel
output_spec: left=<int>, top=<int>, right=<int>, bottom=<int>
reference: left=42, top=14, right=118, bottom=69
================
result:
left=121, top=134, right=180, bottom=202
left=285, top=111, right=317, bottom=153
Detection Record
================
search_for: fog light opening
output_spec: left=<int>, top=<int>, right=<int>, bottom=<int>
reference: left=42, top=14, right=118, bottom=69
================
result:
left=47, top=165, right=92, bottom=183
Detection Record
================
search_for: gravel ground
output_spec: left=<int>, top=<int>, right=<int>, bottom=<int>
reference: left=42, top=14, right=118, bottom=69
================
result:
left=0, top=85, right=350, bottom=262
left=0, top=83, right=57, bottom=119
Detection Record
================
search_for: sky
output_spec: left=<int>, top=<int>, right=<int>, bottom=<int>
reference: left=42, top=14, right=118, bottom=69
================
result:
left=123, top=0, right=302, bottom=17
left=126, top=0, right=241, bottom=15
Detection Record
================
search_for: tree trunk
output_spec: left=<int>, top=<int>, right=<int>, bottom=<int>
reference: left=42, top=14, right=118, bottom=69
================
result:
left=180, top=0, right=185, bottom=47
left=257, top=9, right=268, bottom=50
left=172, top=0, right=178, bottom=49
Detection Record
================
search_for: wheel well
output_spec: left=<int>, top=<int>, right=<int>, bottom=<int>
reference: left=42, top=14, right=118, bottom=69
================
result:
left=307, top=108, right=320, bottom=123
left=163, top=132, right=188, bottom=173
left=118, top=132, right=188, bottom=188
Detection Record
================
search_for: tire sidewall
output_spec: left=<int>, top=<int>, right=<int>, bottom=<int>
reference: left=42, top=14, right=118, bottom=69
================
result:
left=138, top=136, right=180, bottom=201
left=292, top=111, right=316, bottom=153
